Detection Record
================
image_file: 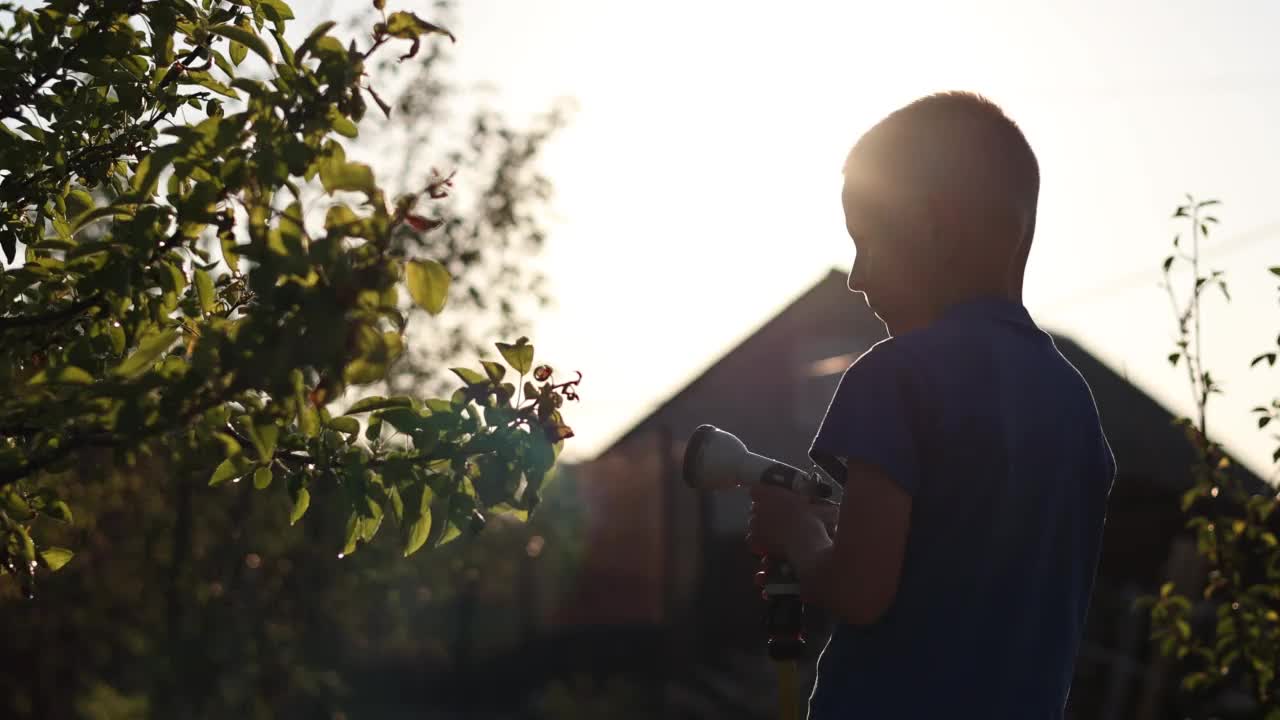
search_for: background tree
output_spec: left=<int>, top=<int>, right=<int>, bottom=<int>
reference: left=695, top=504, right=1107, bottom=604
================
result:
left=1143, top=197, right=1280, bottom=719
left=0, top=1, right=579, bottom=717
left=339, top=0, right=568, bottom=395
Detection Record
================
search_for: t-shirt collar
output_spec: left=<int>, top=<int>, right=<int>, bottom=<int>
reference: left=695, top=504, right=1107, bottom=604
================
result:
left=941, top=296, right=1034, bottom=327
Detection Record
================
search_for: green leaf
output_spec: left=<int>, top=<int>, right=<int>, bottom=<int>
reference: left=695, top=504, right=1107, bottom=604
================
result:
left=493, top=504, right=529, bottom=522
left=253, top=465, right=273, bottom=489
left=289, top=486, right=310, bottom=525
left=365, top=413, right=383, bottom=442
left=209, top=458, right=240, bottom=486
left=195, top=269, right=215, bottom=313
left=209, top=24, right=274, bottom=64
left=213, top=432, right=242, bottom=458
left=65, top=189, right=94, bottom=217
left=293, top=19, right=337, bottom=64
left=424, top=399, right=454, bottom=414
left=319, top=159, right=376, bottom=195
left=228, top=18, right=252, bottom=65
left=18, top=527, right=35, bottom=564
left=256, top=422, right=279, bottom=457
left=481, top=361, right=506, bottom=383
left=186, top=71, right=238, bottom=99
left=329, top=106, right=358, bottom=138
left=386, top=484, right=404, bottom=524
left=344, top=358, right=386, bottom=385
left=497, top=338, right=534, bottom=375
left=358, top=509, right=383, bottom=543
left=344, top=396, right=413, bottom=414
left=230, top=77, right=267, bottom=97
left=71, top=204, right=133, bottom=236
left=324, top=204, right=360, bottom=232
left=40, top=547, right=74, bottom=572
left=260, top=0, right=295, bottom=26
left=130, top=145, right=181, bottom=198
left=57, top=366, right=94, bottom=384
left=385, top=11, right=455, bottom=42
left=404, top=505, right=432, bottom=557
left=238, top=418, right=279, bottom=461
left=2, top=491, right=33, bottom=520
left=45, top=500, right=73, bottom=524
left=380, top=407, right=426, bottom=434
left=30, top=365, right=94, bottom=385
left=17, top=123, right=45, bottom=141
left=451, top=367, right=487, bottom=386
left=114, top=330, right=179, bottom=378
left=403, top=484, right=434, bottom=557
left=405, top=259, right=450, bottom=315
left=298, top=403, right=320, bottom=438
left=342, top=512, right=361, bottom=556
left=327, top=416, right=360, bottom=436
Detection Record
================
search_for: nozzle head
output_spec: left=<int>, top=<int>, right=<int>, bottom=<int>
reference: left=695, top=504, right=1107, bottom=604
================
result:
left=682, top=424, right=747, bottom=490
left=683, top=424, right=716, bottom=488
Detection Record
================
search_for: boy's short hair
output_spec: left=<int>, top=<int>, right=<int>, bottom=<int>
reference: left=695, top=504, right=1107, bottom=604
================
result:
left=844, top=92, right=1039, bottom=252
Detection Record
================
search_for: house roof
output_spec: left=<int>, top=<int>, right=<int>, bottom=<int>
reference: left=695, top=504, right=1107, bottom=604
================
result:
left=593, top=268, right=857, bottom=455
left=588, top=267, right=1267, bottom=495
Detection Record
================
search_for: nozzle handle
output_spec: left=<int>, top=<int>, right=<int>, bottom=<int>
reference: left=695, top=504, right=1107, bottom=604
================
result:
left=761, top=555, right=805, bottom=661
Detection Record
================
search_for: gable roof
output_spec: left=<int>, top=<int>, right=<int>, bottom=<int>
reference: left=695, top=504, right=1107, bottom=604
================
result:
left=589, top=268, right=1267, bottom=495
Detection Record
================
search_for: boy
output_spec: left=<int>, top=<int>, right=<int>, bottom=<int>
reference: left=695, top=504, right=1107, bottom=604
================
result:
left=746, top=92, right=1115, bottom=718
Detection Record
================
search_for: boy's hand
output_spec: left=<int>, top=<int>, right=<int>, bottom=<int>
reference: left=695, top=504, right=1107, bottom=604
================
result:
left=812, top=498, right=840, bottom=534
left=746, top=484, right=832, bottom=558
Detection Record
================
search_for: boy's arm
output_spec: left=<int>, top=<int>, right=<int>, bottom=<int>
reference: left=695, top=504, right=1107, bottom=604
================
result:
left=783, top=459, right=912, bottom=626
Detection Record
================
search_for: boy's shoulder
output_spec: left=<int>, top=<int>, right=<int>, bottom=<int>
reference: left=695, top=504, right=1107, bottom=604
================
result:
left=847, top=300, right=1071, bottom=390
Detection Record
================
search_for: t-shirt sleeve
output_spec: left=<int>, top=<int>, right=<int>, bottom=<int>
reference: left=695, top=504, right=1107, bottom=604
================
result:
left=808, top=340, right=923, bottom=496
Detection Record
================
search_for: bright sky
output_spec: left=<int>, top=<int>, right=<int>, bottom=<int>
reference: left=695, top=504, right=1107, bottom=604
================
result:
left=317, top=2, right=1280, bottom=478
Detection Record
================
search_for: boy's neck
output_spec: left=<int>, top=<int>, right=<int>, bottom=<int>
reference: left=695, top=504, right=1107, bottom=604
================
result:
left=887, top=287, right=1022, bottom=336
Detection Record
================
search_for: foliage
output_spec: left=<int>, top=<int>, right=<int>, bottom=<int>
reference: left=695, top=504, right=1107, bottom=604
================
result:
left=534, top=674, right=652, bottom=720
left=0, top=0, right=578, bottom=607
left=346, top=2, right=568, bottom=393
left=1142, top=196, right=1280, bottom=717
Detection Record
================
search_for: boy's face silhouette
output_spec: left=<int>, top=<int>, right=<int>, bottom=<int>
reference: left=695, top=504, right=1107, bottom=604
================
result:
left=841, top=180, right=933, bottom=330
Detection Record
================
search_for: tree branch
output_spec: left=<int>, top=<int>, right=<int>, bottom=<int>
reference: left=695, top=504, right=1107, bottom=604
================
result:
left=0, top=377, right=239, bottom=488
left=0, top=432, right=119, bottom=486
left=0, top=294, right=103, bottom=331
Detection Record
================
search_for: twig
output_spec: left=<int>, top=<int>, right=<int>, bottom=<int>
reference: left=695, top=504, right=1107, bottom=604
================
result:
left=0, top=294, right=103, bottom=331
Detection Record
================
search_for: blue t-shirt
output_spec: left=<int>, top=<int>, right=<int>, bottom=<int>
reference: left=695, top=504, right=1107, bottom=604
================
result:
left=807, top=297, right=1115, bottom=719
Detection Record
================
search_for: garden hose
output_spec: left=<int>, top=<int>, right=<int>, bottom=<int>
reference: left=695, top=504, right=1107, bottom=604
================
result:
left=775, top=659, right=802, bottom=720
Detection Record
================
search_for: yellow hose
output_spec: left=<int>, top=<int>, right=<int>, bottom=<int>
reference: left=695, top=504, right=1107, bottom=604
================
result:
left=775, top=660, right=801, bottom=720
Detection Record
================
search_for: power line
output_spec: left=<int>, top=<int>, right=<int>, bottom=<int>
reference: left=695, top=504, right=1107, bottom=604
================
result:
left=1039, top=221, right=1280, bottom=316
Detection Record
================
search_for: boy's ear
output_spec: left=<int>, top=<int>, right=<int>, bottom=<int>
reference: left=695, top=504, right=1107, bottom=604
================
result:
left=922, top=189, right=962, bottom=236
left=913, top=190, right=955, bottom=256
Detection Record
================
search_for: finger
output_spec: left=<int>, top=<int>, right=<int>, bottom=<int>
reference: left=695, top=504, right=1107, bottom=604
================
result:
left=811, top=503, right=839, bottom=526
left=749, top=483, right=790, bottom=502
